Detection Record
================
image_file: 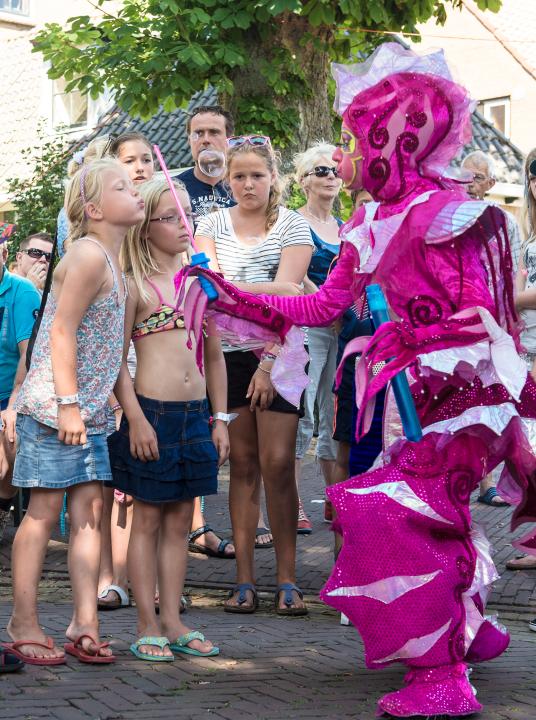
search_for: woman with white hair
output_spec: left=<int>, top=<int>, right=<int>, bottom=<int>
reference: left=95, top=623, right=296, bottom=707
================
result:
left=293, top=142, right=342, bottom=532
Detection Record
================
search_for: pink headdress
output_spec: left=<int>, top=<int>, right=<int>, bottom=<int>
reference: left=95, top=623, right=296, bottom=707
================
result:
left=333, top=43, right=475, bottom=202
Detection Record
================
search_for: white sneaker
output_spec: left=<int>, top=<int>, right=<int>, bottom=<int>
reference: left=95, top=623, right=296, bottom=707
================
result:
left=528, top=618, right=536, bottom=632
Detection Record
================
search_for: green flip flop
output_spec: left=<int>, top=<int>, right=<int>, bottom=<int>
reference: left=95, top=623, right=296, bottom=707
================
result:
left=130, top=636, right=174, bottom=662
left=169, top=631, right=219, bottom=657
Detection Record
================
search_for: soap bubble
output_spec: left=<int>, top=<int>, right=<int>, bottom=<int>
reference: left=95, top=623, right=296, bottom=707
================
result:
left=197, top=149, right=226, bottom=178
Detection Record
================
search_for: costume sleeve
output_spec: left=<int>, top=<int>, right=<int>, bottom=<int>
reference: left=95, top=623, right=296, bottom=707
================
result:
left=255, top=241, right=367, bottom=327
left=14, top=282, right=40, bottom=344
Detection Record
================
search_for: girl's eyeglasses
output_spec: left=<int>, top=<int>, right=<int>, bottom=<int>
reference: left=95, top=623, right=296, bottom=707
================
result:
left=227, top=135, right=271, bottom=148
left=149, top=215, right=191, bottom=224
left=305, top=166, right=339, bottom=178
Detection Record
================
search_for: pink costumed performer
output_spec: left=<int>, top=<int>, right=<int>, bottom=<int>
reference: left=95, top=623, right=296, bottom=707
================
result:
left=177, top=43, right=536, bottom=717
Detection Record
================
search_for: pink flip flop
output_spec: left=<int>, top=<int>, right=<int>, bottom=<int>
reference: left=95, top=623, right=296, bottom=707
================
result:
left=64, top=634, right=116, bottom=664
left=1, top=637, right=66, bottom=666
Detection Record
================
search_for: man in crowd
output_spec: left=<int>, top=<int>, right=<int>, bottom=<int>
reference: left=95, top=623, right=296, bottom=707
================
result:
left=14, top=232, right=53, bottom=293
left=178, top=105, right=235, bottom=223
left=0, top=237, right=40, bottom=538
left=462, top=150, right=522, bottom=509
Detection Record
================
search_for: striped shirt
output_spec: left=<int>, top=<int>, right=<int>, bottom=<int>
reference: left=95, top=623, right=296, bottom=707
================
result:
left=195, top=206, right=313, bottom=284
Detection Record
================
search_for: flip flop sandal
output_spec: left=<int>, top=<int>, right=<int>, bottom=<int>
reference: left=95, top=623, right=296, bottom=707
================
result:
left=477, top=488, right=509, bottom=507
left=224, top=582, right=258, bottom=614
left=0, top=648, right=24, bottom=673
left=275, top=583, right=308, bottom=617
left=130, top=636, right=174, bottom=662
left=255, top=527, right=274, bottom=549
left=97, top=584, right=130, bottom=611
left=64, top=634, right=116, bottom=664
left=188, top=524, right=235, bottom=558
left=169, top=631, right=219, bottom=657
left=1, top=637, right=65, bottom=666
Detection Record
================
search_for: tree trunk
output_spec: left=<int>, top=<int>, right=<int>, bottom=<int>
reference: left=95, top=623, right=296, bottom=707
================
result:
left=223, top=15, right=333, bottom=166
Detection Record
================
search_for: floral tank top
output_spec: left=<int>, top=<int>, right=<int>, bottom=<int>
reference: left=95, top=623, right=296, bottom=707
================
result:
left=15, top=237, right=126, bottom=434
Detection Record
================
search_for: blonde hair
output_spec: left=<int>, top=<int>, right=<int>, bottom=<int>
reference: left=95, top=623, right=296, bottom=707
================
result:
left=122, top=177, right=188, bottom=302
left=523, top=147, right=536, bottom=245
left=67, top=136, right=112, bottom=178
left=226, top=143, right=282, bottom=232
left=64, top=158, right=126, bottom=248
left=293, top=141, right=338, bottom=184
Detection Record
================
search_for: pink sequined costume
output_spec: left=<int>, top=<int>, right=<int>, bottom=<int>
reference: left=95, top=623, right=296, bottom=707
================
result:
left=177, top=44, right=536, bottom=717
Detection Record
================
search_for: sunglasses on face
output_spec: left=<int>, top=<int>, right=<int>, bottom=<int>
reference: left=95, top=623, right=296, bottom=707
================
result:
left=22, top=247, right=52, bottom=262
left=529, top=159, right=536, bottom=178
left=227, top=135, right=271, bottom=148
left=305, top=166, right=339, bottom=179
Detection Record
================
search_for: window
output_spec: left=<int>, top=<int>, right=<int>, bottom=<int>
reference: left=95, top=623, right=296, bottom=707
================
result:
left=0, top=0, right=29, bottom=14
left=52, top=78, right=88, bottom=131
left=478, top=97, right=511, bottom=138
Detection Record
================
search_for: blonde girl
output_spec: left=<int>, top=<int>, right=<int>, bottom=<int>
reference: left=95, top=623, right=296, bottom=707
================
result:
left=108, top=178, right=228, bottom=660
left=3, top=158, right=144, bottom=665
left=195, top=136, right=313, bottom=615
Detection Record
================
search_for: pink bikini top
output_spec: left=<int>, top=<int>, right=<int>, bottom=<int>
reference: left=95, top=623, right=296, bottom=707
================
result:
left=132, top=278, right=185, bottom=341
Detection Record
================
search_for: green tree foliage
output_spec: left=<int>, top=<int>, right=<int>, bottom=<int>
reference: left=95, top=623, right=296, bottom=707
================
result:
left=34, top=0, right=502, bottom=149
left=6, top=127, right=66, bottom=260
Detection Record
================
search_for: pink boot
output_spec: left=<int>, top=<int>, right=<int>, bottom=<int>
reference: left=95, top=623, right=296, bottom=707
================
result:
left=377, top=663, right=482, bottom=718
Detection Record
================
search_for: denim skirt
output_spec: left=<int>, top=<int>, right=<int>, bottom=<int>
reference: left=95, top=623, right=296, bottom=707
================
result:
left=13, top=414, right=112, bottom=489
left=106, top=395, right=218, bottom=504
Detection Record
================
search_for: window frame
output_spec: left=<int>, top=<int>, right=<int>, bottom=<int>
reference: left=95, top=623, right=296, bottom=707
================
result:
left=0, top=0, right=29, bottom=16
left=478, top=96, right=511, bottom=138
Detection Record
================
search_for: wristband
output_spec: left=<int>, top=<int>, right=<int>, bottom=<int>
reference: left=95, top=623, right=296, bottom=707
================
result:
left=56, top=394, right=79, bottom=405
left=210, top=412, right=238, bottom=425
left=110, top=403, right=122, bottom=413
left=260, top=351, right=277, bottom=363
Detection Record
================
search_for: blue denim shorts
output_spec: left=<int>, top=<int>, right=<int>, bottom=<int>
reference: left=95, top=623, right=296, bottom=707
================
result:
left=13, top=414, right=112, bottom=489
left=106, top=395, right=218, bottom=504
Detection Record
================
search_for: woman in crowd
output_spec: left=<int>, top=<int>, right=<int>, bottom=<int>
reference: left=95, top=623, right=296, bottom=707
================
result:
left=195, top=135, right=313, bottom=615
left=292, top=142, right=342, bottom=533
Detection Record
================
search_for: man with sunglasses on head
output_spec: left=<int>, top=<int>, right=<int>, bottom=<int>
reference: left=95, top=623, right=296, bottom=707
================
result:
left=178, top=105, right=236, bottom=225
left=14, top=232, right=53, bottom=293
left=0, top=235, right=40, bottom=541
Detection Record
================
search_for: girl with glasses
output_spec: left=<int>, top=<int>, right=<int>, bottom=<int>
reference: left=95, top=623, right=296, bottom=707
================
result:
left=195, top=136, right=313, bottom=615
left=292, top=142, right=342, bottom=533
left=107, top=178, right=227, bottom=660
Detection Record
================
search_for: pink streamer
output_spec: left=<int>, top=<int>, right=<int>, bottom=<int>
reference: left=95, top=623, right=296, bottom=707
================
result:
left=153, top=144, right=198, bottom=253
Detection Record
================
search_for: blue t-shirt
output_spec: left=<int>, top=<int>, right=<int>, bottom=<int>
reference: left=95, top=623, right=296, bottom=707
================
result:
left=177, top=167, right=235, bottom=226
left=57, top=206, right=69, bottom=257
left=307, top=220, right=342, bottom=288
left=0, top=269, right=40, bottom=401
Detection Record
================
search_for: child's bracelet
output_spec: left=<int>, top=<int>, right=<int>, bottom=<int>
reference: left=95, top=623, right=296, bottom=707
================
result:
left=257, top=363, right=272, bottom=375
left=110, top=403, right=122, bottom=413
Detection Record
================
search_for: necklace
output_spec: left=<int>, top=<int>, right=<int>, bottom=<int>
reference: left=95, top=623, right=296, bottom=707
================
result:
left=303, top=208, right=336, bottom=225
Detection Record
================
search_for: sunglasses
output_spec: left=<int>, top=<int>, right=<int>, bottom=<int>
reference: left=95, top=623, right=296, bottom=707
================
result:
left=22, top=247, right=52, bottom=262
left=305, top=166, right=339, bottom=178
left=227, top=135, right=271, bottom=148
left=529, top=159, right=536, bottom=178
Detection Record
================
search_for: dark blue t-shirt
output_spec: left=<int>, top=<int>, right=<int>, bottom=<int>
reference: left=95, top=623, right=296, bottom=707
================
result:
left=177, top=167, right=235, bottom=226
left=307, top=220, right=343, bottom=288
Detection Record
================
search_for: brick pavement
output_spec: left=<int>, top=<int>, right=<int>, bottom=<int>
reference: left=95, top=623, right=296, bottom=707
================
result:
left=2, top=455, right=536, bottom=718
left=0, top=599, right=535, bottom=720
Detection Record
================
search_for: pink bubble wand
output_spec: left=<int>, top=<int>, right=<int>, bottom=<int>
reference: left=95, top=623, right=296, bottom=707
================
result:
left=153, top=144, right=218, bottom=301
